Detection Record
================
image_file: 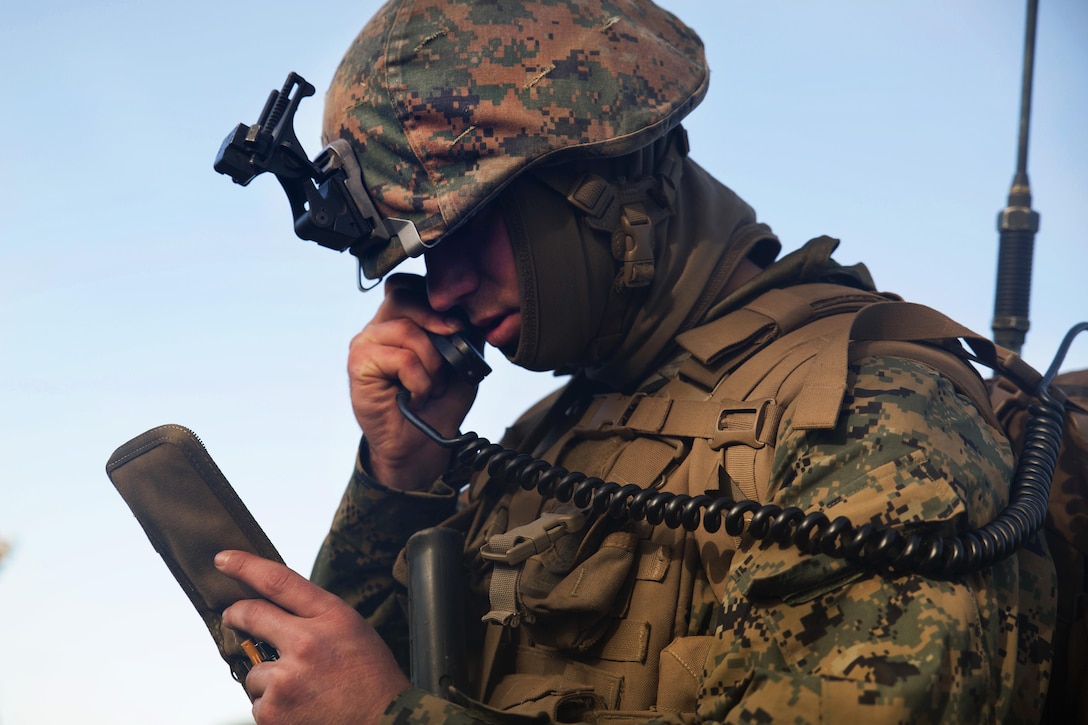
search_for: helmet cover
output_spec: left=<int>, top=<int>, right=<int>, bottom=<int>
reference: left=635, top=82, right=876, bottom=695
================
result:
left=323, top=0, right=709, bottom=279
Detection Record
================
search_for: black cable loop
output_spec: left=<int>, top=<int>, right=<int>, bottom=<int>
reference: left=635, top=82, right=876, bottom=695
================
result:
left=794, top=513, right=830, bottom=553
left=591, top=481, right=624, bottom=517
left=392, top=321, right=1081, bottom=578
left=554, top=471, right=586, bottom=504
left=897, top=533, right=925, bottom=569
left=944, top=537, right=967, bottom=574
left=508, top=453, right=547, bottom=482
left=747, top=504, right=780, bottom=540
left=919, top=537, right=945, bottom=575
left=704, top=498, right=734, bottom=531
left=536, top=466, right=568, bottom=498
left=518, top=458, right=553, bottom=491
left=683, top=495, right=715, bottom=531
left=843, top=523, right=875, bottom=560
left=963, top=533, right=985, bottom=570
left=819, top=517, right=853, bottom=557
left=484, top=449, right=523, bottom=479
left=867, top=527, right=902, bottom=567
left=771, top=507, right=806, bottom=545
left=573, top=477, right=604, bottom=509
left=725, top=500, right=760, bottom=537
left=607, top=484, right=642, bottom=519
left=663, top=495, right=691, bottom=530
left=987, top=519, right=1017, bottom=558
left=643, top=492, right=672, bottom=526
left=628, top=487, right=660, bottom=522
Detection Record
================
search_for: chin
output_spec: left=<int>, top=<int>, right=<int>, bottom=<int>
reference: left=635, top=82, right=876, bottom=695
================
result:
left=497, top=338, right=520, bottom=359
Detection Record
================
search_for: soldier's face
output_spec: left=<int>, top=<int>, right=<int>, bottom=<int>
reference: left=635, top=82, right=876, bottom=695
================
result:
left=424, top=206, right=522, bottom=351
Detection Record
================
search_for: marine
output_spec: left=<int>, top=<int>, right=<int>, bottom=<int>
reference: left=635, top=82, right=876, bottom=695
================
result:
left=212, top=1, right=1060, bottom=723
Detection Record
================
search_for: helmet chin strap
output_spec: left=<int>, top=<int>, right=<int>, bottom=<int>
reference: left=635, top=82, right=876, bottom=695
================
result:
left=501, top=129, right=690, bottom=375
left=544, top=127, right=689, bottom=294
left=513, top=126, right=780, bottom=390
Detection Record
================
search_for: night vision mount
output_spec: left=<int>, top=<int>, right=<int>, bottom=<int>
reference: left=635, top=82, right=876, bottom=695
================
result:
left=214, top=72, right=423, bottom=288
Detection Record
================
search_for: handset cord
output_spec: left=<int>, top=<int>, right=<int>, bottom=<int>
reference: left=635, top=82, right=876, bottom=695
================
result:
left=397, top=323, right=1085, bottom=577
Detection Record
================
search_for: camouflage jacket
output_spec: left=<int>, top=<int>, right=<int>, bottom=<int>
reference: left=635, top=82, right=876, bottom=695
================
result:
left=312, top=264, right=1056, bottom=724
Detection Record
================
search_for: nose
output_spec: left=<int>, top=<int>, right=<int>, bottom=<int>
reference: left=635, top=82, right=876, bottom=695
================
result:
left=425, top=241, right=478, bottom=313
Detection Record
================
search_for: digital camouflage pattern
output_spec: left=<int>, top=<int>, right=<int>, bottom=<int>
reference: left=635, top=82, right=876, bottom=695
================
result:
left=321, top=0, right=708, bottom=279
left=991, top=368, right=1088, bottom=722
left=309, top=3, right=1062, bottom=721
left=695, top=356, right=1055, bottom=724
left=313, top=346, right=1055, bottom=723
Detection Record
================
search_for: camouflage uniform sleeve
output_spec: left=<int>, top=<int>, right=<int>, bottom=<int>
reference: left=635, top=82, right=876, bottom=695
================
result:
left=310, top=437, right=467, bottom=666
left=679, top=355, right=1055, bottom=725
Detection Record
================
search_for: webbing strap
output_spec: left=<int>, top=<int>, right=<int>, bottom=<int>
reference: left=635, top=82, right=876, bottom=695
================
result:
left=850, top=301, right=997, bottom=362
left=677, top=284, right=882, bottom=367
left=607, top=437, right=684, bottom=487
left=481, top=518, right=546, bottom=629
left=481, top=567, right=520, bottom=628
left=744, top=287, right=823, bottom=337
left=790, top=328, right=852, bottom=430
left=598, top=619, right=651, bottom=663
left=481, top=512, right=585, bottom=626
left=635, top=542, right=671, bottom=582
left=792, top=301, right=1008, bottom=429
left=689, top=313, right=860, bottom=501
left=708, top=326, right=837, bottom=497
left=579, top=394, right=779, bottom=450
left=515, top=647, right=624, bottom=709
left=533, top=128, right=686, bottom=239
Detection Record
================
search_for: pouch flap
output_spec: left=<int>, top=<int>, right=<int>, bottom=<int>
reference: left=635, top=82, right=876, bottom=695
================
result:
left=105, top=423, right=283, bottom=685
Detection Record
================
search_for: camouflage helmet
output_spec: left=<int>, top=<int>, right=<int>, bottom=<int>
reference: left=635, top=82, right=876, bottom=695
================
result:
left=322, top=0, right=709, bottom=280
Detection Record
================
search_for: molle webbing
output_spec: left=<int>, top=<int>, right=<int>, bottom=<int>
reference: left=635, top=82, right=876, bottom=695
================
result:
left=575, top=394, right=780, bottom=495
left=676, top=285, right=1001, bottom=422
left=676, top=284, right=898, bottom=388
left=579, top=394, right=780, bottom=448
left=670, top=285, right=1001, bottom=513
left=475, top=282, right=1010, bottom=720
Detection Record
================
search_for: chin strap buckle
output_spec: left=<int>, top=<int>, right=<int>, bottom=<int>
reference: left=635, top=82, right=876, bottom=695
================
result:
left=617, top=203, right=655, bottom=288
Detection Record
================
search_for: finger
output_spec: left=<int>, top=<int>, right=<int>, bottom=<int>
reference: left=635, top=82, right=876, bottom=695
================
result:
left=383, top=272, right=426, bottom=292
left=240, top=658, right=269, bottom=701
left=381, top=274, right=464, bottom=333
left=221, top=596, right=287, bottom=645
left=215, top=551, right=336, bottom=619
left=349, top=322, right=454, bottom=402
left=353, top=318, right=448, bottom=377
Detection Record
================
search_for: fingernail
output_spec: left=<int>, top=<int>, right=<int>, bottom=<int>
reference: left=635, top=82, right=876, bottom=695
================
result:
left=214, top=551, right=230, bottom=568
left=443, top=316, right=463, bottom=330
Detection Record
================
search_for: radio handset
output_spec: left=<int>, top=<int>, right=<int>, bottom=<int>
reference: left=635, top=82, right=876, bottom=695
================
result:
left=425, top=330, right=492, bottom=385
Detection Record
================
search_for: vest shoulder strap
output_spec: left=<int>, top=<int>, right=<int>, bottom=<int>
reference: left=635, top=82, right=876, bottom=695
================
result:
left=590, top=285, right=1007, bottom=509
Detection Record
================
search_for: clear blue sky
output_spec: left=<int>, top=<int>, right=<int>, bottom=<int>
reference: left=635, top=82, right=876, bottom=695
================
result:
left=1, top=1, right=1085, bottom=723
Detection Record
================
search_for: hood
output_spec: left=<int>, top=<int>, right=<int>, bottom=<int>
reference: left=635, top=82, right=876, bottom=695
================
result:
left=499, top=131, right=780, bottom=391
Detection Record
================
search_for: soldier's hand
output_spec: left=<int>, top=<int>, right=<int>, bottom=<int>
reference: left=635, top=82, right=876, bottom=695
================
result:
left=348, top=273, right=479, bottom=490
left=218, top=550, right=411, bottom=725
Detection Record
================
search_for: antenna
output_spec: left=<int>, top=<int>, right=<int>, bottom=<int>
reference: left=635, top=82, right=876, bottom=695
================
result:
left=991, top=0, right=1041, bottom=355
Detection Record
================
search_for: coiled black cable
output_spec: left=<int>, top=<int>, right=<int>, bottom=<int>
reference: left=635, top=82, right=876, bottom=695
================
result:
left=398, top=323, right=1085, bottom=577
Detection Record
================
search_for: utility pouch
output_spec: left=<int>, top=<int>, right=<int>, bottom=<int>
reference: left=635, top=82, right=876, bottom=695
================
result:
left=105, top=423, right=282, bottom=688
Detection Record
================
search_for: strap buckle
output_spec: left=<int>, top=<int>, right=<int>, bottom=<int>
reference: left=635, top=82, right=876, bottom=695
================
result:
left=618, top=203, right=654, bottom=288
left=566, top=173, right=616, bottom=220
left=710, top=398, right=776, bottom=450
left=480, top=512, right=586, bottom=565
